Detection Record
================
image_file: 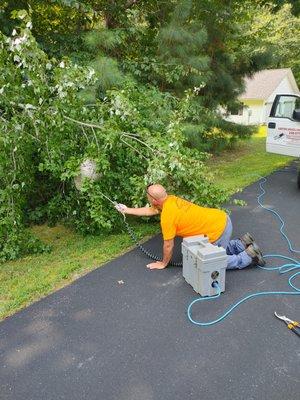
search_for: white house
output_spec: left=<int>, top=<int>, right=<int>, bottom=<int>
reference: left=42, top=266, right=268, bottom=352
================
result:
left=226, top=68, right=300, bottom=125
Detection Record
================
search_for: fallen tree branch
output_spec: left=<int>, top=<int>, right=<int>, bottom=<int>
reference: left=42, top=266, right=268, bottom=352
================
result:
left=64, top=115, right=103, bottom=130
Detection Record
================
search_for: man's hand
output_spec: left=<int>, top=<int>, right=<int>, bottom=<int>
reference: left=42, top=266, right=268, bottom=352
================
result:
left=115, top=203, right=128, bottom=213
left=146, top=261, right=167, bottom=270
left=146, top=239, right=174, bottom=270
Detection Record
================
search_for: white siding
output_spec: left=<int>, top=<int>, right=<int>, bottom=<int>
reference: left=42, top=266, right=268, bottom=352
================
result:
left=263, top=77, right=299, bottom=122
left=244, top=102, right=264, bottom=124
left=225, top=113, right=246, bottom=125
left=266, top=77, right=295, bottom=104
left=225, top=100, right=264, bottom=125
left=263, top=102, right=273, bottom=121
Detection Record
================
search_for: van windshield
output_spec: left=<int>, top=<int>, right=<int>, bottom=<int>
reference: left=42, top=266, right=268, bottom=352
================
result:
left=273, top=95, right=300, bottom=120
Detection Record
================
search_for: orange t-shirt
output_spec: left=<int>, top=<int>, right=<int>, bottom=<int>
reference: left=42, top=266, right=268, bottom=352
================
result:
left=160, top=195, right=227, bottom=242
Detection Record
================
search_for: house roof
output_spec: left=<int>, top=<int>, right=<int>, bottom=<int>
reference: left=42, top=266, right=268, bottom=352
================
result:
left=239, top=68, right=299, bottom=100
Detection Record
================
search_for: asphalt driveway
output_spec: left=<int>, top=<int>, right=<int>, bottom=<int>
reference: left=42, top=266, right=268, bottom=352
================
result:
left=0, top=162, right=299, bottom=400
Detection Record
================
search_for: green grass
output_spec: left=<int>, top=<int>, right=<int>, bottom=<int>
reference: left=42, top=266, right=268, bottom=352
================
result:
left=0, top=126, right=295, bottom=321
left=207, top=126, right=294, bottom=194
left=0, top=221, right=159, bottom=320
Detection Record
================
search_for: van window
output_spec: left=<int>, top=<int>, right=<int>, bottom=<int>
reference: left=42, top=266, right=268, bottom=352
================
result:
left=273, top=95, right=300, bottom=119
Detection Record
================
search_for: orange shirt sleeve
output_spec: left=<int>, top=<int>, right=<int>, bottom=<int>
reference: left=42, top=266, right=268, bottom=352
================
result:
left=161, top=208, right=176, bottom=240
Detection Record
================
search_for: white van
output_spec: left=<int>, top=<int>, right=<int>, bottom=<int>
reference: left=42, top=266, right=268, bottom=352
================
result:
left=266, top=94, right=300, bottom=188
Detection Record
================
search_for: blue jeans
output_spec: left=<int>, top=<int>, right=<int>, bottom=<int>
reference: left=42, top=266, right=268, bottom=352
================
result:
left=213, top=216, right=252, bottom=270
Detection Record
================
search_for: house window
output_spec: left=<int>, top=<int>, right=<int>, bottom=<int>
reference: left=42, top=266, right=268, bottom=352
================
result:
left=229, top=105, right=243, bottom=116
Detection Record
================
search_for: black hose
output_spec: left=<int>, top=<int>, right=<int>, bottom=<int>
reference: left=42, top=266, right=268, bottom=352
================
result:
left=123, top=219, right=183, bottom=267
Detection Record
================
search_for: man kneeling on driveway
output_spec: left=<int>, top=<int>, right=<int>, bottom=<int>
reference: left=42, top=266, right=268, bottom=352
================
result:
left=115, top=184, right=266, bottom=270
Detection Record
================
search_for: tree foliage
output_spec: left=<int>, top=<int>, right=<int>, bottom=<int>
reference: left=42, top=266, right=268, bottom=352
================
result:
left=0, top=12, right=228, bottom=261
left=245, top=3, right=300, bottom=83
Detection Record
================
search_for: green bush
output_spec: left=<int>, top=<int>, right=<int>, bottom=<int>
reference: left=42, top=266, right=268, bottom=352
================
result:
left=180, top=94, right=256, bottom=153
left=183, top=121, right=257, bottom=153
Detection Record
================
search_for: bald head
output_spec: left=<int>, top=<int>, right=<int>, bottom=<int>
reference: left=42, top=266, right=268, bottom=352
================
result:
left=146, top=184, right=168, bottom=206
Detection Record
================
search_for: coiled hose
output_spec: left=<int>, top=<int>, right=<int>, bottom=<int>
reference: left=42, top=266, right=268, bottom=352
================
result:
left=187, top=170, right=300, bottom=327
left=123, top=216, right=183, bottom=267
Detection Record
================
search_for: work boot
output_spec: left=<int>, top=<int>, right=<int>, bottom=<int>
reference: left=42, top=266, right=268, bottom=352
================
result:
left=245, top=244, right=266, bottom=267
left=241, top=232, right=264, bottom=255
left=240, top=232, right=255, bottom=247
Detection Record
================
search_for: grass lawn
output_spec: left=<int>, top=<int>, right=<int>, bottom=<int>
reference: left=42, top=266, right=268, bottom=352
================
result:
left=0, top=126, right=295, bottom=320
left=207, top=126, right=294, bottom=194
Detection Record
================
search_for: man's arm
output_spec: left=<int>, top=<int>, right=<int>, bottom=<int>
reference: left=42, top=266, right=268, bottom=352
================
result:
left=146, top=238, right=174, bottom=270
left=162, top=239, right=174, bottom=266
left=116, top=204, right=159, bottom=217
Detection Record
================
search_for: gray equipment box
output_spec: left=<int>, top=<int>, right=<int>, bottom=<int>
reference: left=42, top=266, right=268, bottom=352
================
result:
left=182, top=235, right=227, bottom=296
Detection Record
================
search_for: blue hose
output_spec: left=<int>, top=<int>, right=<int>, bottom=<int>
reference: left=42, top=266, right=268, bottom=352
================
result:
left=257, top=176, right=300, bottom=254
left=187, top=172, right=300, bottom=327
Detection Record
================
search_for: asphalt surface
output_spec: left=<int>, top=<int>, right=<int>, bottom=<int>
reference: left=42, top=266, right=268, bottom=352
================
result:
left=1, top=162, right=300, bottom=400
